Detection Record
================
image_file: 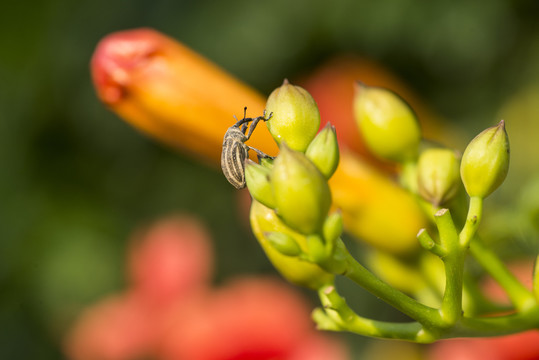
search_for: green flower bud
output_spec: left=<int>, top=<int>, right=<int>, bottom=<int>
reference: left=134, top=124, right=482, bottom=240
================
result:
left=323, top=211, right=343, bottom=245
left=353, top=82, right=421, bottom=162
left=272, top=144, right=332, bottom=235
left=460, top=120, right=510, bottom=198
left=305, top=123, right=340, bottom=179
left=245, top=159, right=276, bottom=209
left=250, top=200, right=334, bottom=289
left=264, top=232, right=302, bottom=257
left=417, top=148, right=461, bottom=206
left=266, top=80, right=320, bottom=152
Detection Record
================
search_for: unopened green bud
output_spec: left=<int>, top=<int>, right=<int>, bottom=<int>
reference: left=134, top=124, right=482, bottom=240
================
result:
left=353, top=82, right=421, bottom=162
left=460, top=120, right=510, bottom=198
left=264, top=232, right=302, bottom=257
left=245, top=159, right=276, bottom=209
left=272, top=144, right=331, bottom=234
left=266, top=80, right=320, bottom=152
left=306, top=123, right=340, bottom=179
left=417, top=148, right=461, bottom=206
left=323, top=211, right=343, bottom=244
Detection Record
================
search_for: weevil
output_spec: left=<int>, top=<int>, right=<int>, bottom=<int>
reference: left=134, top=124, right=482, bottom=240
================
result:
left=221, top=107, right=273, bottom=189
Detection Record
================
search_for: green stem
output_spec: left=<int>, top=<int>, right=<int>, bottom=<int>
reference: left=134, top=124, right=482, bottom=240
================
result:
left=440, top=252, right=465, bottom=324
left=417, top=228, right=445, bottom=256
left=334, top=241, right=441, bottom=328
left=435, top=209, right=464, bottom=325
left=459, top=196, right=483, bottom=247
left=445, top=306, right=539, bottom=338
left=470, top=237, right=536, bottom=311
left=316, top=285, right=434, bottom=343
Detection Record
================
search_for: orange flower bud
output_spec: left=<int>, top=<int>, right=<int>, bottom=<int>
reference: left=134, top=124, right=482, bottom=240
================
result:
left=91, top=28, right=278, bottom=163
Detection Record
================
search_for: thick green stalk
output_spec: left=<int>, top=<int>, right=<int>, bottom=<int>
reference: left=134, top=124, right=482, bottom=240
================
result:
left=335, top=242, right=441, bottom=328
left=444, top=307, right=539, bottom=338
left=435, top=209, right=464, bottom=325
left=316, top=285, right=434, bottom=342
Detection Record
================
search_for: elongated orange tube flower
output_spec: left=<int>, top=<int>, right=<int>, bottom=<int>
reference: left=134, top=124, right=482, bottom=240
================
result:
left=91, top=28, right=426, bottom=254
left=91, top=28, right=278, bottom=163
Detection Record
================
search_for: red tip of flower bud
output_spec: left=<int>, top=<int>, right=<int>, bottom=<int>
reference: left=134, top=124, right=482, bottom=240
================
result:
left=91, top=28, right=160, bottom=104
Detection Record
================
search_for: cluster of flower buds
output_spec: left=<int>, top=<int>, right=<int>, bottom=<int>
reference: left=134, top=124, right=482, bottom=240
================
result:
left=353, top=83, right=510, bottom=204
left=246, top=81, right=511, bottom=292
left=247, top=81, right=343, bottom=289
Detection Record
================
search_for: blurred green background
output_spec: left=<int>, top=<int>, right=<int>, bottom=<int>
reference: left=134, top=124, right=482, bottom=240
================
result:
left=2, top=0, right=539, bottom=358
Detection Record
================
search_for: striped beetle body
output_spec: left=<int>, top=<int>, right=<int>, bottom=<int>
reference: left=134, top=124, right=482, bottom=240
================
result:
left=221, top=126, right=249, bottom=189
left=221, top=108, right=272, bottom=189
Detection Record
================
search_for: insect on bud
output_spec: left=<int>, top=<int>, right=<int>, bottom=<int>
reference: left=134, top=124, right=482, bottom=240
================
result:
left=265, top=80, right=321, bottom=152
left=353, top=82, right=421, bottom=163
left=305, top=123, right=340, bottom=179
left=417, top=148, right=461, bottom=206
left=272, top=144, right=332, bottom=235
left=245, top=159, right=276, bottom=209
left=460, top=120, right=510, bottom=198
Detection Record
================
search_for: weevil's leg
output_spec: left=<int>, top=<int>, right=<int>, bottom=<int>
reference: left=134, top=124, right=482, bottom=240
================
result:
left=234, top=117, right=252, bottom=132
left=245, top=114, right=270, bottom=140
left=263, top=110, right=273, bottom=121
left=247, top=146, right=274, bottom=160
left=257, top=153, right=275, bottom=162
left=240, top=122, right=249, bottom=134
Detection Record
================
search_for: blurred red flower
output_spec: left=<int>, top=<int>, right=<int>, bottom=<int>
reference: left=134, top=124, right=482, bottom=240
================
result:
left=64, top=215, right=349, bottom=360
